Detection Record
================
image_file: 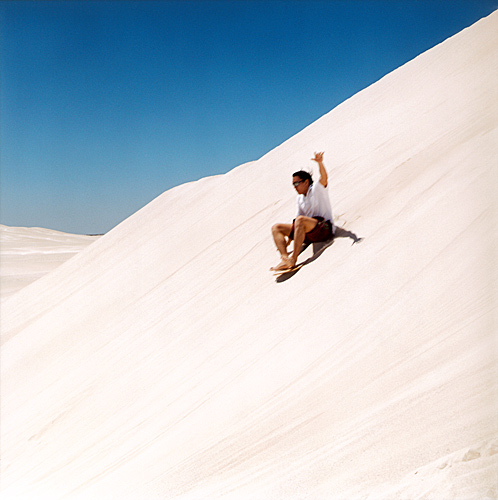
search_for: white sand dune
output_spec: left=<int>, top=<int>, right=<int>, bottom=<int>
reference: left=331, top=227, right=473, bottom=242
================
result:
left=0, top=225, right=99, bottom=302
left=2, top=11, right=497, bottom=500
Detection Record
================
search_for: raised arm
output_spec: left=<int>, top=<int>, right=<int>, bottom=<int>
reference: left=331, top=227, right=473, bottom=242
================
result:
left=312, top=151, right=328, bottom=187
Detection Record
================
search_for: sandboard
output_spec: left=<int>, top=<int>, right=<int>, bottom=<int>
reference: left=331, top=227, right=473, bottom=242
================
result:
left=272, top=262, right=305, bottom=276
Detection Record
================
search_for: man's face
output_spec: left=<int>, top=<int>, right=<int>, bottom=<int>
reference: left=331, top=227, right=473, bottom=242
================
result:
left=292, top=176, right=309, bottom=195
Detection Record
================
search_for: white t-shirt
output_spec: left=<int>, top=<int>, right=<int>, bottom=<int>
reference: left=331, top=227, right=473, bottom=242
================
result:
left=296, top=182, right=334, bottom=231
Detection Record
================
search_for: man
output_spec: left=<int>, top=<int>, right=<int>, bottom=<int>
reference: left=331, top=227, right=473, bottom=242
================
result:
left=271, top=151, right=335, bottom=271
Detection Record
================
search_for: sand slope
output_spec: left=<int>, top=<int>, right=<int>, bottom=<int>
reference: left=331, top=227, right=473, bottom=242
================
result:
left=0, top=225, right=99, bottom=302
left=2, top=11, right=497, bottom=500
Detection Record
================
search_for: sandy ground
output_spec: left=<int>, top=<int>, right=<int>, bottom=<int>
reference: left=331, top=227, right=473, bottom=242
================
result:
left=1, top=11, right=497, bottom=500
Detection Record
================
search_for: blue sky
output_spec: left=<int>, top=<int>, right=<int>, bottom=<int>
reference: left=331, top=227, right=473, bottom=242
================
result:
left=1, top=0, right=496, bottom=234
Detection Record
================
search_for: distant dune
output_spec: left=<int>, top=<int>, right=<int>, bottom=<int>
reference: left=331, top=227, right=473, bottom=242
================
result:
left=1, top=11, right=497, bottom=500
left=0, top=225, right=99, bottom=302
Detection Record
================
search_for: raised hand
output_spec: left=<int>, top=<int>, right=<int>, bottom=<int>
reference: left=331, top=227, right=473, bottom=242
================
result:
left=312, top=152, right=328, bottom=187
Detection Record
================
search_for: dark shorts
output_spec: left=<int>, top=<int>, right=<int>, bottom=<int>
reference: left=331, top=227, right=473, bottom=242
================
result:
left=290, top=217, right=334, bottom=244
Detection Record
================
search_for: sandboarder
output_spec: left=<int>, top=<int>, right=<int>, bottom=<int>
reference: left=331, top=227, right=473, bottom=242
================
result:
left=271, top=151, right=335, bottom=272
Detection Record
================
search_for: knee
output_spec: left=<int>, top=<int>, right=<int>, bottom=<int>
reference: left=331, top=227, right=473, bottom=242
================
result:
left=272, top=222, right=290, bottom=237
left=295, top=216, right=306, bottom=227
left=271, top=223, right=282, bottom=235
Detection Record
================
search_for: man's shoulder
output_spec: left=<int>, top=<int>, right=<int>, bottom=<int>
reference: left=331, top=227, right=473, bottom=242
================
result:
left=312, top=182, right=327, bottom=194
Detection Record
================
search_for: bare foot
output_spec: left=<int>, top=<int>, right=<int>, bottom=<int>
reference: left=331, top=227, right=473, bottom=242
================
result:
left=270, top=257, right=293, bottom=272
left=270, top=257, right=297, bottom=272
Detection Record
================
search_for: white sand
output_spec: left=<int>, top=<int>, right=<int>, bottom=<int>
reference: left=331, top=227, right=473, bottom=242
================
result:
left=1, top=11, right=497, bottom=500
left=0, top=225, right=99, bottom=302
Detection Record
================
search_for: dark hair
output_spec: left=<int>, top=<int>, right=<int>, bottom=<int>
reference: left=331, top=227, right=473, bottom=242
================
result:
left=293, top=170, right=313, bottom=185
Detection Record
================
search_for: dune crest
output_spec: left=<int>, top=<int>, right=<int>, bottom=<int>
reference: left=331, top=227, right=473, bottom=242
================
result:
left=2, top=11, right=497, bottom=500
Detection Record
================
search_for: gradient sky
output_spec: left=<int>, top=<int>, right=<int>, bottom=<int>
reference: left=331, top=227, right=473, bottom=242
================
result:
left=1, top=0, right=496, bottom=234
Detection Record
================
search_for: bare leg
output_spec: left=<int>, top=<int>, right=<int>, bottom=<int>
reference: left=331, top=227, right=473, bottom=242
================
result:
left=288, top=216, right=318, bottom=267
left=270, top=223, right=293, bottom=270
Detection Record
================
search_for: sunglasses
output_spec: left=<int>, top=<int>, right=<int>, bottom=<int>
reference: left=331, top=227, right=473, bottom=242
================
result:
left=293, top=180, right=304, bottom=187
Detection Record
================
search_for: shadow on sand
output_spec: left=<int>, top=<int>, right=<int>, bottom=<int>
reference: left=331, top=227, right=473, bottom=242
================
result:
left=275, top=226, right=363, bottom=282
